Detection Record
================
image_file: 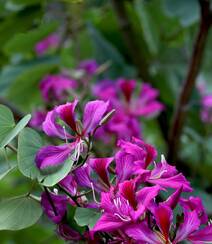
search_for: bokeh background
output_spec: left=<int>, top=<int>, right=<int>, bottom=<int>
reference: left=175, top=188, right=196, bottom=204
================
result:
left=0, top=0, right=212, bottom=243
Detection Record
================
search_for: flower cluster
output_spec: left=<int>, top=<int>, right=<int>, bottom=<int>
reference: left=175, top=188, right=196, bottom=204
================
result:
left=35, top=100, right=212, bottom=243
left=93, top=78, right=164, bottom=141
left=30, top=59, right=99, bottom=129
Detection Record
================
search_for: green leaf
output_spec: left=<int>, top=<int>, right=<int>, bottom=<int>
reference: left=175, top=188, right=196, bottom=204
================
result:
left=0, top=105, right=15, bottom=144
left=17, top=128, right=43, bottom=180
left=0, top=196, right=42, bottom=230
left=10, top=0, right=41, bottom=6
left=74, top=207, right=101, bottom=229
left=134, top=0, right=159, bottom=55
left=41, top=157, right=75, bottom=187
left=87, top=24, right=135, bottom=78
left=0, top=56, right=59, bottom=96
left=0, top=114, right=31, bottom=148
left=0, top=161, right=17, bottom=181
left=163, top=0, right=199, bottom=27
left=3, top=22, right=58, bottom=55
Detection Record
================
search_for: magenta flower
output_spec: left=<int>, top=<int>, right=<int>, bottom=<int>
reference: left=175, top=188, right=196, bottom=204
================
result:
left=77, top=59, right=98, bottom=75
left=40, top=74, right=77, bottom=103
left=41, top=191, right=67, bottom=224
left=35, top=34, right=60, bottom=56
left=35, top=100, right=109, bottom=172
left=139, top=155, right=192, bottom=192
left=115, top=137, right=157, bottom=182
left=201, top=95, right=212, bottom=123
left=59, top=174, right=77, bottom=196
left=30, top=109, right=47, bottom=129
left=57, top=223, right=82, bottom=241
left=74, top=157, right=113, bottom=192
left=180, top=196, right=208, bottom=224
left=125, top=192, right=212, bottom=244
left=91, top=180, right=161, bottom=234
left=93, top=78, right=164, bottom=140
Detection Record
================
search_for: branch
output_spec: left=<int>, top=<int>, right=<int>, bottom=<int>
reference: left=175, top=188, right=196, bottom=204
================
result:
left=168, top=0, right=212, bottom=163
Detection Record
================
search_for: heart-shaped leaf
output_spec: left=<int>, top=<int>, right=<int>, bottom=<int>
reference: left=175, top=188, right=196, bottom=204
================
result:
left=18, top=128, right=44, bottom=180
left=0, top=196, right=42, bottom=230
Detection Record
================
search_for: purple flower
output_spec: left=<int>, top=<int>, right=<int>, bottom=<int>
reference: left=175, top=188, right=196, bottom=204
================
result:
left=41, top=191, right=67, bottom=224
left=91, top=180, right=161, bottom=234
left=201, top=95, right=212, bottom=123
left=40, top=74, right=77, bottom=102
left=35, top=100, right=109, bottom=172
left=139, top=155, right=192, bottom=192
left=57, top=223, right=82, bottom=241
left=74, top=157, right=113, bottom=192
left=125, top=198, right=212, bottom=244
left=35, top=34, right=60, bottom=56
left=115, top=137, right=157, bottom=182
left=180, top=196, right=208, bottom=224
left=59, top=174, right=77, bottom=196
left=93, top=78, right=164, bottom=141
left=30, top=109, right=47, bottom=129
left=77, top=59, right=98, bottom=75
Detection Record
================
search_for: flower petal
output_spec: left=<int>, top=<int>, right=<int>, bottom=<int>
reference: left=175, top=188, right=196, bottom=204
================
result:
left=154, top=205, right=173, bottom=242
left=117, top=78, right=136, bottom=102
left=136, top=185, right=161, bottom=207
left=175, top=210, right=200, bottom=242
left=119, top=180, right=137, bottom=209
left=35, top=144, right=72, bottom=173
left=115, top=151, right=135, bottom=182
left=59, top=174, right=77, bottom=196
left=89, top=157, right=113, bottom=187
left=73, top=164, right=92, bottom=189
left=125, top=223, right=160, bottom=243
left=148, top=173, right=192, bottom=192
left=41, top=191, right=67, bottom=224
left=91, top=213, right=125, bottom=233
left=188, top=225, right=212, bottom=243
left=180, top=196, right=208, bottom=224
left=162, top=186, right=183, bottom=209
left=83, top=100, right=109, bottom=134
left=55, top=100, right=78, bottom=133
left=43, top=110, right=68, bottom=139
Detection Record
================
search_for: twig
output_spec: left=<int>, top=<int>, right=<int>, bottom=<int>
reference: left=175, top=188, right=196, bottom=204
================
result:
left=44, top=187, right=58, bottom=216
left=168, top=0, right=212, bottom=163
left=57, top=184, right=81, bottom=207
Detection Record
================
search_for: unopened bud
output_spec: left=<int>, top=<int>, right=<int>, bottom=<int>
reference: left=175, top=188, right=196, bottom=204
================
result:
left=99, top=109, right=115, bottom=126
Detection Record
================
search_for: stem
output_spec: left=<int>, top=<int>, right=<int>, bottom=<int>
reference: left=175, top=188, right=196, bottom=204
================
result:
left=168, top=0, right=212, bottom=163
left=44, top=187, right=58, bottom=216
left=75, top=190, right=92, bottom=199
left=57, top=185, right=81, bottom=207
left=6, top=144, right=17, bottom=153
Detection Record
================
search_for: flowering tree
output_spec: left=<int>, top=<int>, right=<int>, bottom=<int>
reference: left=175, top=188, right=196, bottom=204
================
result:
left=1, top=0, right=212, bottom=243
